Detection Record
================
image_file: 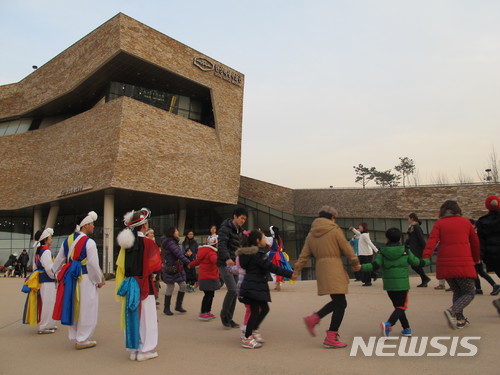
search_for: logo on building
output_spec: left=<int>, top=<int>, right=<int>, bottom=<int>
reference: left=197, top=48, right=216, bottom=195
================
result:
left=193, top=57, right=214, bottom=72
left=193, top=57, right=243, bottom=87
left=349, top=336, right=480, bottom=357
left=57, top=185, right=93, bottom=198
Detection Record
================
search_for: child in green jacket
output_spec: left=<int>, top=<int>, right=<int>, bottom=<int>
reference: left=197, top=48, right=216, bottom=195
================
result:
left=361, top=227, right=430, bottom=337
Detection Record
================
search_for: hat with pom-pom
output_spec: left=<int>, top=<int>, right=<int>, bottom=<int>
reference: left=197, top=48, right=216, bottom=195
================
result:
left=123, top=208, right=151, bottom=229
left=485, top=195, right=500, bottom=211
left=117, top=208, right=151, bottom=249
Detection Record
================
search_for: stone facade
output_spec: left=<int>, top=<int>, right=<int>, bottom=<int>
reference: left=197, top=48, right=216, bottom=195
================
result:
left=239, top=176, right=294, bottom=214
left=240, top=177, right=500, bottom=220
left=0, top=13, right=244, bottom=210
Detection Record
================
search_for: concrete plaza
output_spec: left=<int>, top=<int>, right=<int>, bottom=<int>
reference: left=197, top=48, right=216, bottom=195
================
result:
left=1, top=274, right=498, bottom=375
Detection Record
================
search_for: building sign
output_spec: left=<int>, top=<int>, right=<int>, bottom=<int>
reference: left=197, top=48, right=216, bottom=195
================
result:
left=193, top=57, right=243, bottom=87
left=58, top=185, right=92, bottom=198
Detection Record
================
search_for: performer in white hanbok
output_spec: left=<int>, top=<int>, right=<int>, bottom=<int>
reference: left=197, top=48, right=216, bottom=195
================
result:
left=53, top=211, right=105, bottom=350
left=22, top=228, right=58, bottom=333
left=116, top=208, right=162, bottom=361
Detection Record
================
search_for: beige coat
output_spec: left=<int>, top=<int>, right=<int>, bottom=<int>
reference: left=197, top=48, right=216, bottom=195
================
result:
left=294, top=217, right=360, bottom=295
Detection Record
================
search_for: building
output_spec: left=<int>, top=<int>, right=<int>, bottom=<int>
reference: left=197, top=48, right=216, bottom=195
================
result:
left=1, top=14, right=498, bottom=276
left=0, top=13, right=244, bottom=272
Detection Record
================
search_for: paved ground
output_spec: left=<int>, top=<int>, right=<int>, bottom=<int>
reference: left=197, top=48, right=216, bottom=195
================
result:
left=1, top=274, right=499, bottom=375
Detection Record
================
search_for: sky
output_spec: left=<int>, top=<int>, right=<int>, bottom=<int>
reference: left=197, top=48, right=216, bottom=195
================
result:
left=1, top=0, right=499, bottom=188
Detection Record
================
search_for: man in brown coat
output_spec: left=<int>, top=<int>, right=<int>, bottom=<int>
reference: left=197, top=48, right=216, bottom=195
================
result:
left=294, top=205, right=361, bottom=349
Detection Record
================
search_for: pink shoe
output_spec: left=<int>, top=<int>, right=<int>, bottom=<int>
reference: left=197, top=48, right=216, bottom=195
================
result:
left=198, top=313, right=211, bottom=321
left=207, top=312, right=216, bottom=320
left=323, top=331, right=347, bottom=349
left=304, top=313, right=320, bottom=337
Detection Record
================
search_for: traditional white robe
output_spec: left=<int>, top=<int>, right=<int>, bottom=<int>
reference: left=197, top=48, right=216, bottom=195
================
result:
left=37, top=250, right=57, bottom=330
left=53, top=233, right=102, bottom=343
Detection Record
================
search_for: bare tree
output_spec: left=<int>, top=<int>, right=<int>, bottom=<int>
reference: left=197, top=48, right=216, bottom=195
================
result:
left=456, top=169, right=473, bottom=184
left=431, top=172, right=449, bottom=185
left=487, top=146, right=499, bottom=183
left=478, top=146, right=499, bottom=183
left=409, top=168, right=421, bottom=186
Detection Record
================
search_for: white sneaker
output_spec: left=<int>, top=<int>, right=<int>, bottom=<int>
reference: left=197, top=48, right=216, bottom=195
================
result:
left=253, top=330, right=265, bottom=343
left=444, top=310, right=457, bottom=330
left=137, top=351, right=159, bottom=361
left=241, top=336, right=262, bottom=349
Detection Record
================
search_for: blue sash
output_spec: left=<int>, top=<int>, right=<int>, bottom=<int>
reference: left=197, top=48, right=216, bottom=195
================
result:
left=117, top=277, right=140, bottom=349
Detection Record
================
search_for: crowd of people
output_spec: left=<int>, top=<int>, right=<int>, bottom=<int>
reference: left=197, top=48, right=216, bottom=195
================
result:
left=14, top=194, right=500, bottom=360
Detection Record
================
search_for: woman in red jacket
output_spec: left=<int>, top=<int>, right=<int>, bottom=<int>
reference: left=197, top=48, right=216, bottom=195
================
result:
left=423, top=200, right=480, bottom=329
left=188, top=245, right=220, bottom=321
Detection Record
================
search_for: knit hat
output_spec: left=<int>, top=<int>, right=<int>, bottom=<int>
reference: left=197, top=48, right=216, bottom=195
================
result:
left=485, top=195, right=500, bottom=211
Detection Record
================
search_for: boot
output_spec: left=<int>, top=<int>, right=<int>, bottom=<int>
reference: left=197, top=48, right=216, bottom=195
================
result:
left=303, top=313, right=321, bottom=337
left=175, top=292, right=187, bottom=313
left=323, top=331, right=347, bottom=349
left=163, top=295, right=173, bottom=316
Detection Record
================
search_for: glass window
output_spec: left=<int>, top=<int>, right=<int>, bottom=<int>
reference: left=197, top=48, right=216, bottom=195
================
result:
left=189, top=100, right=202, bottom=121
left=373, top=218, right=386, bottom=232
left=177, top=96, right=190, bottom=118
left=0, top=122, right=8, bottom=136
left=244, top=200, right=257, bottom=208
left=17, top=119, right=31, bottom=133
left=4, top=120, right=20, bottom=136
left=257, top=203, right=269, bottom=213
left=385, top=218, right=401, bottom=231
left=269, top=208, right=282, bottom=218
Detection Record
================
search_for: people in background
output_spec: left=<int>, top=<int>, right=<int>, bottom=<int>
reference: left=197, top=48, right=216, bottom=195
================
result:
left=475, top=195, right=500, bottom=315
left=182, top=231, right=199, bottom=292
left=18, top=249, right=30, bottom=278
left=350, top=223, right=378, bottom=286
left=161, top=227, right=191, bottom=316
left=405, top=213, right=431, bottom=287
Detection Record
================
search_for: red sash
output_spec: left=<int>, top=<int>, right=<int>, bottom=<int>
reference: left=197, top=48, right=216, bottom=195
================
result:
left=52, top=235, right=87, bottom=321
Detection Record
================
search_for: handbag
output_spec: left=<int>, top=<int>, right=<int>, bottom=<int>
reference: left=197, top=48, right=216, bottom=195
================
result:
left=164, top=260, right=180, bottom=275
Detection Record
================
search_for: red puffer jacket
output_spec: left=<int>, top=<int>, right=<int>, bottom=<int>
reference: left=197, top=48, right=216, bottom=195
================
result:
left=189, top=245, right=219, bottom=280
left=423, top=215, right=480, bottom=279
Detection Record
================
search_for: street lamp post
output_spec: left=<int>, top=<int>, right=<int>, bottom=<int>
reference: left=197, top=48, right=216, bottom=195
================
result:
left=485, top=168, right=492, bottom=182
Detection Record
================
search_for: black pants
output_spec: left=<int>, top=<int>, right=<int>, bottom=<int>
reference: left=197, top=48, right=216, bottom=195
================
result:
left=245, top=299, right=270, bottom=338
left=411, top=264, right=429, bottom=283
left=201, top=291, right=215, bottom=313
left=474, top=262, right=496, bottom=289
left=20, top=264, right=28, bottom=278
left=359, top=255, right=373, bottom=284
left=387, top=290, right=409, bottom=329
left=316, top=294, right=347, bottom=332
